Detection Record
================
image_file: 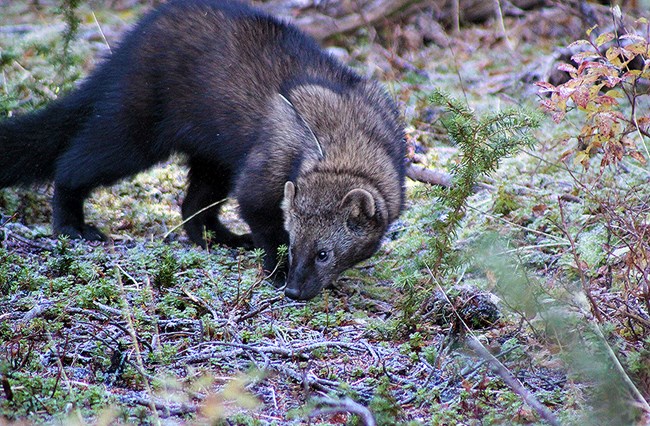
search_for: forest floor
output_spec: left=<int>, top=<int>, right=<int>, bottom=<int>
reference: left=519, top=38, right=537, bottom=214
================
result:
left=1, top=1, right=649, bottom=425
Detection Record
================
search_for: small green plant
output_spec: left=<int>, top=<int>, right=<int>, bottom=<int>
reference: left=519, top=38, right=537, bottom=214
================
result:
left=54, top=0, right=82, bottom=87
left=0, top=248, right=26, bottom=294
left=398, top=89, right=539, bottom=329
left=153, top=246, right=179, bottom=289
left=367, top=376, right=403, bottom=426
left=49, top=237, right=75, bottom=276
left=427, top=89, right=539, bottom=270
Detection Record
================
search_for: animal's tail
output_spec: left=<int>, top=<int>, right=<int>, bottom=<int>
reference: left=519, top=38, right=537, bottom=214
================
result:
left=0, top=93, right=92, bottom=187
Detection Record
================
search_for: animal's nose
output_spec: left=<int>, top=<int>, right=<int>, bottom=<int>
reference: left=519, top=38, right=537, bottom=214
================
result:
left=284, top=286, right=302, bottom=300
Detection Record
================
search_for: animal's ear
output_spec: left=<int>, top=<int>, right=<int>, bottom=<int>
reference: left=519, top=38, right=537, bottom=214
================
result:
left=282, top=181, right=297, bottom=231
left=341, top=188, right=376, bottom=233
left=282, top=181, right=296, bottom=212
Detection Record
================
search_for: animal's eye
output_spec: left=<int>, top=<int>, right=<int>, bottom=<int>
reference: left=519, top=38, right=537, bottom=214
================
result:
left=316, top=250, right=329, bottom=262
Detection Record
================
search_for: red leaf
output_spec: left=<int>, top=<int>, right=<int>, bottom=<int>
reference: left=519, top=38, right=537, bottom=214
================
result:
left=577, top=60, right=603, bottom=74
left=535, top=81, right=557, bottom=93
left=557, top=63, right=578, bottom=74
left=568, top=39, right=592, bottom=48
left=595, top=95, right=619, bottom=107
left=629, top=150, right=647, bottom=164
left=558, top=85, right=576, bottom=99
left=637, top=117, right=650, bottom=133
left=572, top=87, right=591, bottom=108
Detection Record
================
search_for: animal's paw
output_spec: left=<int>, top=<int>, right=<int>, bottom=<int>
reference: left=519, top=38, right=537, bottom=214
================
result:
left=231, top=233, right=254, bottom=250
left=80, top=225, right=107, bottom=241
left=55, top=224, right=107, bottom=242
left=206, top=232, right=255, bottom=250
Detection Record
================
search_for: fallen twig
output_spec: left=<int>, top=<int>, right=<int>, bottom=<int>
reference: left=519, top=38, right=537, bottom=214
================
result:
left=234, top=295, right=284, bottom=323
left=183, top=287, right=221, bottom=322
left=115, top=267, right=161, bottom=425
left=465, top=336, right=561, bottom=426
left=20, top=300, right=54, bottom=323
left=265, top=0, right=425, bottom=41
left=274, top=364, right=339, bottom=394
left=310, top=396, right=377, bottom=426
left=179, top=340, right=369, bottom=366
left=406, top=164, right=452, bottom=188
left=114, top=393, right=198, bottom=418
left=406, top=164, right=495, bottom=191
left=428, top=266, right=561, bottom=426
left=4, top=229, right=55, bottom=250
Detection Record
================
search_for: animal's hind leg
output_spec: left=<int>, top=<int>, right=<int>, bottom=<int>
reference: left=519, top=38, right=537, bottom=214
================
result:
left=52, top=126, right=154, bottom=241
left=52, top=185, right=106, bottom=241
left=182, top=159, right=253, bottom=249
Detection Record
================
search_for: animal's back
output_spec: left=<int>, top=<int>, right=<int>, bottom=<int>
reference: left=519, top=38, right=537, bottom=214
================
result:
left=89, top=0, right=359, bottom=168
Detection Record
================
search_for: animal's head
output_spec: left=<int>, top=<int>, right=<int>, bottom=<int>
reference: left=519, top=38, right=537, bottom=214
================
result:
left=272, top=83, right=404, bottom=300
left=281, top=179, right=389, bottom=300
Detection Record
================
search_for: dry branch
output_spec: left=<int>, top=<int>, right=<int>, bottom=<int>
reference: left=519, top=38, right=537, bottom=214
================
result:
left=256, top=0, right=551, bottom=41
left=407, top=164, right=497, bottom=191
left=256, top=0, right=425, bottom=40
left=113, top=393, right=198, bottom=418
left=406, top=163, right=452, bottom=188
left=466, top=336, right=561, bottom=426
left=310, top=397, right=377, bottom=426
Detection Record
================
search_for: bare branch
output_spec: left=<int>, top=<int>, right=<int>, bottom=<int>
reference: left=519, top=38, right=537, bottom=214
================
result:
left=406, top=164, right=452, bottom=187
left=310, top=396, right=377, bottom=426
left=465, top=336, right=561, bottom=426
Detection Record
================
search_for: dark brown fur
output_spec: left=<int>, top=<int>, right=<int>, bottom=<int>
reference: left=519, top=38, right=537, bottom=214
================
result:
left=276, top=85, right=404, bottom=299
left=0, top=0, right=406, bottom=300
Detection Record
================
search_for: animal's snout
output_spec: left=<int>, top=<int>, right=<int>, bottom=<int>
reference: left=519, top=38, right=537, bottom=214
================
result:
left=284, top=286, right=302, bottom=300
